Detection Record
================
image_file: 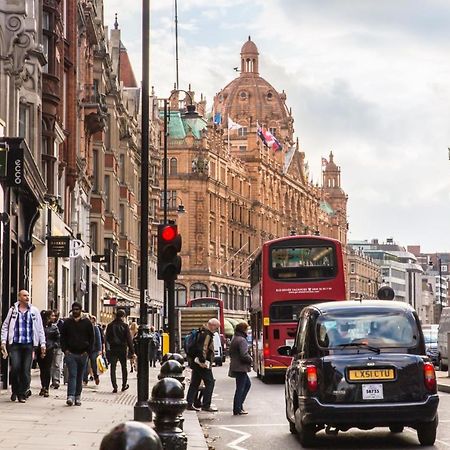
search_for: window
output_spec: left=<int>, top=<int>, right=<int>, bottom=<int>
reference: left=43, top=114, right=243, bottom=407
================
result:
left=92, top=149, right=99, bottom=191
left=269, top=127, right=276, bottom=136
left=90, top=222, right=98, bottom=253
left=175, top=283, right=187, bottom=306
left=239, top=145, right=247, bottom=152
left=220, top=285, right=228, bottom=309
left=350, top=262, right=355, bottom=274
left=190, top=283, right=208, bottom=299
left=237, top=127, right=248, bottom=137
left=104, top=175, right=110, bottom=211
left=119, top=154, right=125, bottom=183
left=170, top=157, right=177, bottom=175
left=211, top=284, right=219, bottom=298
left=119, top=204, right=125, bottom=234
left=19, top=103, right=29, bottom=141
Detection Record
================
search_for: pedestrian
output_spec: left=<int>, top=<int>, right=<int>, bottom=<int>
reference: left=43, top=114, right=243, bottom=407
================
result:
left=83, top=315, right=102, bottom=386
left=148, top=326, right=159, bottom=368
left=105, top=309, right=135, bottom=393
left=37, top=310, right=60, bottom=397
left=157, top=329, right=164, bottom=363
left=229, top=321, right=253, bottom=415
left=60, top=302, right=94, bottom=406
left=0, top=290, right=46, bottom=403
left=185, top=318, right=220, bottom=412
left=50, top=310, right=64, bottom=388
left=129, top=322, right=138, bottom=373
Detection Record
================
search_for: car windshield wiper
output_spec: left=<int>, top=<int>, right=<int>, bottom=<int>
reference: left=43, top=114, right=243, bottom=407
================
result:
left=334, top=342, right=380, bottom=354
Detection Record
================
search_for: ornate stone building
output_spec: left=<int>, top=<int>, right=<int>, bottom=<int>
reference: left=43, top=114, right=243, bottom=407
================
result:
left=165, top=38, right=348, bottom=317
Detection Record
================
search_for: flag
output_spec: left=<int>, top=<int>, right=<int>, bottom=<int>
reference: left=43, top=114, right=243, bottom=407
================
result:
left=321, top=157, right=328, bottom=167
left=257, top=123, right=282, bottom=152
left=228, top=116, right=243, bottom=130
left=213, top=112, right=222, bottom=125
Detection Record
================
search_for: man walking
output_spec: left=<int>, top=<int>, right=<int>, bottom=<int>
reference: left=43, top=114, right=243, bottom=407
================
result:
left=0, top=290, right=46, bottom=402
left=105, top=309, right=135, bottom=393
left=60, top=302, right=94, bottom=406
left=50, top=310, right=64, bottom=389
left=186, top=318, right=220, bottom=412
left=83, top=315, right=102, bottom=386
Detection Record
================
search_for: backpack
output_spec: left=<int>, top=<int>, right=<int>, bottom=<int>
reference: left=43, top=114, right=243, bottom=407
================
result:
left=183, top=329, right=200, bottom=357
left=149, top=332, right=159, bottom=349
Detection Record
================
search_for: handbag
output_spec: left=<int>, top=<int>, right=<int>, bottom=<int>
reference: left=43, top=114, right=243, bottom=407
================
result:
left=96, top=354, right=109, bottom=374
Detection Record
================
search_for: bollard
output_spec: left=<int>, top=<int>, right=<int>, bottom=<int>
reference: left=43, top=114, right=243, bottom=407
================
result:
left=168, top=352, right=185, bottom=367
left=161, top=352, right=173, bottom=364
left=158, top=359, right=186, bottom=431
left=149, top=377, right=187, bottom=449
left=99, top=421, right=162, bottom=450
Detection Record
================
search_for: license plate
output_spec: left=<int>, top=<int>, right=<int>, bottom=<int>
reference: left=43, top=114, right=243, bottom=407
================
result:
left=348, top=368, right=395, bottom=381
left=362, top=383, right=383, bottom=400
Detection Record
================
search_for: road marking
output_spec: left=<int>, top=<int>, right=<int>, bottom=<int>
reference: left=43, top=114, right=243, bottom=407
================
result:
left=211, top=423, right=285, bottom=428
left=218, top=426, right=251, bottom=450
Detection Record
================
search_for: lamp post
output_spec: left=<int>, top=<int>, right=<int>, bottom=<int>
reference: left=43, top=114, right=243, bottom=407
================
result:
left=134, top=0, right=151, bottom=422
left=162, top=91, right=198, bottom=352
left=429, top=256, right=444, bottom=323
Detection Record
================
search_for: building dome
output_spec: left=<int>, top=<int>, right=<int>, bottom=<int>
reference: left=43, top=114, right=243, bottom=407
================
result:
left=213, top=38, right=293, bottom=144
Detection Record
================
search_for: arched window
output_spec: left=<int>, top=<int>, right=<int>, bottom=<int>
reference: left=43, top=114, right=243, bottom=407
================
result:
left=175, top=283, right=187, bottom=306
left=233, top=288, right=238, bottom=311
left=190, top=282, right=208, bottom=299
left=210, top=284, right=219, bottom=298
left=245, top=290, right=251, bottom=310
left=220, top=285, right=228, bottom=309
left=238, top=289, right=245, bottom=310
left=170, top=157, right=177, bottom=175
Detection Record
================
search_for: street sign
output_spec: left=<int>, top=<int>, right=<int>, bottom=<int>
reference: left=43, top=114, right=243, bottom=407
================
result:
left=48, top=236, right=70, bottom=257
left=103, top=297, right=117, bottom=306
left=116, top=299, right=136, bottom=308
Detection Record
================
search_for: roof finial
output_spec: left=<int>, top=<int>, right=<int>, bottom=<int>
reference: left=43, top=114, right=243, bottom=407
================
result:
left=114, top=13, right=119, bottom=30
left=248, top=35, right=251, bottom=41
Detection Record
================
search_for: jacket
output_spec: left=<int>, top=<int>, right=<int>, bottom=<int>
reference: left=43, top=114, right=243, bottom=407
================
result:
left=229, top=330, right=253, bottom=373
left=1, top=303, right=46, bottom=348
left=43, top=323, right=60, bottom=350
left=60, top=315, right=94, bottom=354
left=105, top=319, right=135, bottom=353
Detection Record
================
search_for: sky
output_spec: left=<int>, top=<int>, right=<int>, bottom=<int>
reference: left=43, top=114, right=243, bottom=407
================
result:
left=103, top=0, right=450, bottom=253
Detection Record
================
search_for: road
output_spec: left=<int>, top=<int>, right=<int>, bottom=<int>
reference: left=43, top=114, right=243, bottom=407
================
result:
left=198, top=364, right=450, bottom=450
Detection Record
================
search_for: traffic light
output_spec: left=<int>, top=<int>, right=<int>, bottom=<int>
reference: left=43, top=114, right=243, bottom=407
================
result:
left=157, top=224, right=182, bottom=280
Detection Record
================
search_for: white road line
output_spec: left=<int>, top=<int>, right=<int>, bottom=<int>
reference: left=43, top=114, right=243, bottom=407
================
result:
left=218, top=426, right=252, bottom=450
left=211, top=423, right=285, bottom=428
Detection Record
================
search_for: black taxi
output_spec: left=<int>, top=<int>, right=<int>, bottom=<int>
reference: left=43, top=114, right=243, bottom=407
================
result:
left=283, top=300, right=439, bottom=447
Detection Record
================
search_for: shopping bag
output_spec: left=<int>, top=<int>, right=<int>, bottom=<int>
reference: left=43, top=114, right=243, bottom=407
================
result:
left=96, top=354, right=108, bottom=374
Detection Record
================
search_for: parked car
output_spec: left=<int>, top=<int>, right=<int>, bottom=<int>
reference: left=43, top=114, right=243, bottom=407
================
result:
left=213, top=331, right=223, bottom=366
left=422, top=324, right=439, bottom=366
left=438, top=307, right=450, bottom=370
left=282, top=300, right=439, bottom=447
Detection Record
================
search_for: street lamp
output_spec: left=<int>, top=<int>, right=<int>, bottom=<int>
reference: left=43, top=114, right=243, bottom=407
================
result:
left=134, top=0, right=151, bottom=422
left=162, top=90, right=198, bottom=352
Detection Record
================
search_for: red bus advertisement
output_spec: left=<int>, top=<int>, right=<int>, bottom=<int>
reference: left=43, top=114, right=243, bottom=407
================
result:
left=186, top=297, right=225, bottom=343
left=250, top=235, right=346, bottom=381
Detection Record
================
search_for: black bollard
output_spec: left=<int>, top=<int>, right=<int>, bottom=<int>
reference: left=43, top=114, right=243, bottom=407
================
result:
left=161, top=352, right=173, bottom=364
left=168, top=352, right=185, bottom=367
left=99, top=421, right=162, bottom=450
left=149, top=378, right=187, bottom=450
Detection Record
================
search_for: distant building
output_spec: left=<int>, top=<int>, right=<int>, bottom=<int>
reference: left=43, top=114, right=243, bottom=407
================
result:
left=346, top=247, right=381, bottom=299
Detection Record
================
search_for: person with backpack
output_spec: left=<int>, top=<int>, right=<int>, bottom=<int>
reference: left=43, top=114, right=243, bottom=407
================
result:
left=105, top=309, right=135, bottom=393
left=148, top=326, right=159, bottom=368
left=185, top=318, right=220, bottom=412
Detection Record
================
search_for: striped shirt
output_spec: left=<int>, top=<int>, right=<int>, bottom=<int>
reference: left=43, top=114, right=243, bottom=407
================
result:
left=13, top=307, right=33, bottom=344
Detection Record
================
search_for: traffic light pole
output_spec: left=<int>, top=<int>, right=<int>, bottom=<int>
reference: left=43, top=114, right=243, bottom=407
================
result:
left=134, top=0, right=151, bottom=422
left=167, top=279, right=176, bottom=352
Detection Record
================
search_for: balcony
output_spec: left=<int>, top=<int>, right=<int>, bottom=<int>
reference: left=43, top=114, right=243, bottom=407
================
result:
left=80, top=84, right=107, bottom=134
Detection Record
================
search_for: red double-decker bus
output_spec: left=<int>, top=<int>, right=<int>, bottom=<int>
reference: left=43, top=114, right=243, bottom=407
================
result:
left=250, top=235, right=346, bottom=381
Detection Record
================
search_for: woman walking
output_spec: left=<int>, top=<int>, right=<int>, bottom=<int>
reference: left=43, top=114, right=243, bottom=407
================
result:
left=37, top=310, right=60, bottom=397
left=229, top=321, right=253, bottom=415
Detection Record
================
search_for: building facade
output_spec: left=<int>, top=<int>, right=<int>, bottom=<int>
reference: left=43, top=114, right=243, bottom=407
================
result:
left=347, top=247, right=381, bottom=299
left=164, top=38, right=348, bottom=317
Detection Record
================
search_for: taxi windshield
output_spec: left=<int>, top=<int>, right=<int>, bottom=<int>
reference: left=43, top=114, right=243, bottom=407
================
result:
left=316, top=310, right=419, bottom=349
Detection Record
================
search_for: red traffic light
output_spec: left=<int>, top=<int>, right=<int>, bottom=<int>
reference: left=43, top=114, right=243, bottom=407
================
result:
left=161, top=225, right=177, bottom=242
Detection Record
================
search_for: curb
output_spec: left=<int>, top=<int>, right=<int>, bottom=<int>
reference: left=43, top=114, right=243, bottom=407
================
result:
left=437, top=383, right=450, bottom=394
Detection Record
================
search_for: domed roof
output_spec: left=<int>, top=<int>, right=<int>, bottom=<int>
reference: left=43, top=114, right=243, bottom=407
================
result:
left=241, top=36, right=258, bottom=55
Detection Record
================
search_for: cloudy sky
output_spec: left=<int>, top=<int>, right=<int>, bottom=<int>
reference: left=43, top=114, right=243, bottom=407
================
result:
left=104, top=0, right=450, bottom=253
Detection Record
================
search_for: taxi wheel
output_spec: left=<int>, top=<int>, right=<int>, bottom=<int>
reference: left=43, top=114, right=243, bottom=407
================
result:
left=288, top=419, right=297, bottom=434
left=389, top=425, right=404, bottom=433
left=417, top=416, right=438, bottom=446
left=294, top=409, right=315, bottom=447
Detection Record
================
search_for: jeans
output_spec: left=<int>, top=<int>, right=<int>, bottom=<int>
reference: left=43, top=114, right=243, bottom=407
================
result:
left=186, top=364, right=215, bottom=408
left=65, top=352, right=88, bottom=397
left=37, top=347, right=55, bottom=390
left=109, top=349, right=128, bottom=389
left=8, top=343, right=33, bottom=396
left=233, top=372, right=251, bottom=414
left=83, top=351, right=99, bottom=382
left=51, top=348, right=63, bottom=386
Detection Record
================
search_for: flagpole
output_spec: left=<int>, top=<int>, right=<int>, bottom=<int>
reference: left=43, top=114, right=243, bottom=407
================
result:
left=227, top=116, right=230, bottom=152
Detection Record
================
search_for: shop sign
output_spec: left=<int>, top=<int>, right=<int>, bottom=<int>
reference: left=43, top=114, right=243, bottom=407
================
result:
left=6, top=146, right=24, bottom=187
left=48, top=236, right=70, bottom=257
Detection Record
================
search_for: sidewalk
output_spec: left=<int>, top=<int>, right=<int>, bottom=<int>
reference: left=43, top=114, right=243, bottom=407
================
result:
left=437, top=370, right=450, bottom=394
left=0, top=365, right=208, bottom=450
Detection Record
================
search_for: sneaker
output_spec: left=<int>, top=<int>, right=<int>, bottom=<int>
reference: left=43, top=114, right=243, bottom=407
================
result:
left=75, top=397, right=81, bottom=406
left=121, top=384, right=129, bottom=392
left=10, top=393, right=17, bottom=402
left=25, top=389, right=32, bottom=398
left=201, top=406, right=218, bottom=412
left=112, top=387, right=118, bottom=393
left=39, top=388, right=46, bottom=396
left=52, top=383, right=60, bottom=390
left=43, top=389, right=49, bottom=398
left=186, top=404, right=201, bottom=411
left=233, top=410, right=248, bottom=415
left=94, top=376, right=100, bottom=386
left=66, top=396, right=74, bottom=406
left=18, top=396, right=26, bottom=403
